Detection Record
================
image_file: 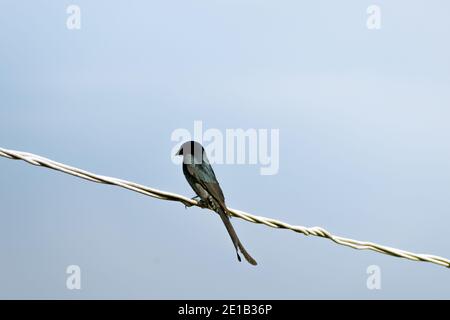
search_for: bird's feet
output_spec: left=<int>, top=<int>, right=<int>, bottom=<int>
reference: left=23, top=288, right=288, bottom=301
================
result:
left=194, top=196, right=209, bottom=208
left=184, top=196, right=207, bottom=209
left=197, top=199, right=208, bottom=208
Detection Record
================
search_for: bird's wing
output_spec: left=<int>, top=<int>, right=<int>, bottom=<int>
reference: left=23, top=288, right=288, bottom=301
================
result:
left=185, top=162, right=225, bottom=207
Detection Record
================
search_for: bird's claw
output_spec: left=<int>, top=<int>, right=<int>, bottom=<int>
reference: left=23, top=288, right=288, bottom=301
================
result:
left=184, top=196, right=206, bottom=209
left=190, top=196, right=208, bottom=208
left=196, top=199, right=208, bottom=208
left=184, top=200, right=195, bottom=209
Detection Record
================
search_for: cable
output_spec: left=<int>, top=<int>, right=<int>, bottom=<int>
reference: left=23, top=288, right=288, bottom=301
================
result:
left=1, top=146, right=449, bottom=268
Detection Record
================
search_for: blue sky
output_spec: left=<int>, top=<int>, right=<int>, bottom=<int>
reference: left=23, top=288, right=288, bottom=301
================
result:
left=1, top=1, right=450, bottom=298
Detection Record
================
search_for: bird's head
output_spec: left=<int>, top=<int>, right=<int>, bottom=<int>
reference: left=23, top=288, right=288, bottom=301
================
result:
left=176, top=141, right=206, bottom=163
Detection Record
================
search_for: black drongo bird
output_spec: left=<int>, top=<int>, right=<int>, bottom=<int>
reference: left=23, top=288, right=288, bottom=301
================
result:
left=176, top=141, right=257, bottom=266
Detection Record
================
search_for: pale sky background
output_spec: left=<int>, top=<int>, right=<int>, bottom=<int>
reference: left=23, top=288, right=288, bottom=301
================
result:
left=1, top=1, right=450, bottom=299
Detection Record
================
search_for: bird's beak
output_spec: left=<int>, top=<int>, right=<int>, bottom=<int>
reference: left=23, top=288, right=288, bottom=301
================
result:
left=175, top=148, right=182, bottom=156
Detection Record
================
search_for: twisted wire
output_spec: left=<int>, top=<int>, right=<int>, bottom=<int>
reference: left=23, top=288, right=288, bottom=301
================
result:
left=1, top=147, right=449, bottom=268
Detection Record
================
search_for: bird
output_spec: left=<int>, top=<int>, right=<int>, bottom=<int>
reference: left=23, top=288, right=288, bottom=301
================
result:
left=176, top=141, right=257, bottom=266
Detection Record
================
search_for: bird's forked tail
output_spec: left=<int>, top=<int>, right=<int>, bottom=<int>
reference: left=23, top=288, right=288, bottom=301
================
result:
left=217, top=208, right=257, bottom=266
